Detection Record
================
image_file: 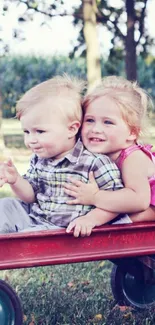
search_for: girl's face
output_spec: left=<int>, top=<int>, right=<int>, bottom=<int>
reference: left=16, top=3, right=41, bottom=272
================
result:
left=81, top=95, right=136, bottom=161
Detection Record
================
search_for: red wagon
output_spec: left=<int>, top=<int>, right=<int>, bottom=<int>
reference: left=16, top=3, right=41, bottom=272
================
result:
left=1, top=222, right=155, bottom=324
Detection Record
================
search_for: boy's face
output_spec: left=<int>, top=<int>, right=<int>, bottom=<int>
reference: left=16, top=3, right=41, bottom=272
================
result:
left=20, top=99, right=80, bottom=159
left=81, top=96, right=135, bottom=161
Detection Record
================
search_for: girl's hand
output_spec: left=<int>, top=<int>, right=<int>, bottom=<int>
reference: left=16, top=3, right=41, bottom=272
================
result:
left=0, top=159, right=18, bottom=187
left=64, top=171, right=99, bottom=205
left=66, top=215, right=96, bottom=237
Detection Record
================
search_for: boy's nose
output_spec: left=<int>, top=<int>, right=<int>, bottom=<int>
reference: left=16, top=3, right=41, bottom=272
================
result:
left=29, top=135, right=38, bottom=144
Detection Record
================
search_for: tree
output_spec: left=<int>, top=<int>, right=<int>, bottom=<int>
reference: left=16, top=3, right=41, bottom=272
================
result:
left=82, top=0, right=101, bottom=87
left=125, top=0, right=137, bottom=80
left=0, top=0, right=102, bottom=86
left=82, top=0, right=151, bottom=80
left=1, top=0, right=154, bottom=83
left=125, top=0, right=148, bottom=80
left=72, top=0, right=152, bottom=80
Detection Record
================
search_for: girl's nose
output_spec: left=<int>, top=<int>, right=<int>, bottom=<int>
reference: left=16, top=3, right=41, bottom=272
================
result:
left=92, top=123, right=103, bottom=133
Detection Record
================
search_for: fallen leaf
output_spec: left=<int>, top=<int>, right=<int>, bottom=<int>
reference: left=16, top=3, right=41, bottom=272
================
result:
left=67, top=282, right=75, bottom=287
left=23, top=314, right=27, bottom=322
left=118, top=305, right=133, bottom=312
left=98, top=261, right=105, bottom=268
left=93, top=313, right=103, bottom=321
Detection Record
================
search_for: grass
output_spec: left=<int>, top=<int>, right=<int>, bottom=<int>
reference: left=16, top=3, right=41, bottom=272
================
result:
left=1, top=118, right=155, bottom=324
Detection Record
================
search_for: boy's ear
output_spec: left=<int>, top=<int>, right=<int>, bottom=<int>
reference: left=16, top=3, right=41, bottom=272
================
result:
left=68, top=121, right=81, bottom=138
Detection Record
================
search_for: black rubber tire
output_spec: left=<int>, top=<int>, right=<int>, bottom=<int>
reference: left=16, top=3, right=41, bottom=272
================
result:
left=111, top=264, right=155, bottom=309
left=0, top=279, right=23, bottom=324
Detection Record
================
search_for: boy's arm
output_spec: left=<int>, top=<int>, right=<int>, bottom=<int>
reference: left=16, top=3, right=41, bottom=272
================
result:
left=11, top=174, right=35, bottom=203
left=0, top=158, right=36, bottom=203
left=66, top=208, right=118, bottom=237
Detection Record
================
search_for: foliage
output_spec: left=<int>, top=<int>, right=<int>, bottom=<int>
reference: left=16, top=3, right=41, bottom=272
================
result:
left=1, top=54, right=155, bottom=119
left=0, top=55, right=87, bottom=118
left=3, top=0, right=153, bottom=59
left=138, top=56, right=155, bottom=102
left=1, top=0, right=154, bottom=83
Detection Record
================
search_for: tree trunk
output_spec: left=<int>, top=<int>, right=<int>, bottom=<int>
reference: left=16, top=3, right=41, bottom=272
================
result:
left=0, top=95, right=5, bottom=152
left=125, top=0, right=137, bottom=81
left=82, top=0, right=101, bottom=88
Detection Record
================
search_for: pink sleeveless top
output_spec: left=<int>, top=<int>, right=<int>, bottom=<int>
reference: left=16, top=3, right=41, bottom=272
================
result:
left=117, top=144, right=155, bottom=206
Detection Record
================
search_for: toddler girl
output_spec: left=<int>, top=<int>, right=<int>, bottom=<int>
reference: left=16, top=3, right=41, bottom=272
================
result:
left=64, top=76, right=155, bottom=223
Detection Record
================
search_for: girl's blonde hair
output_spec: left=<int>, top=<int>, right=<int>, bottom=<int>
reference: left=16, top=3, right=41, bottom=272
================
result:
left=83, top=76, right=153, bottom=139
left=16, top=74, right=85, bottom=124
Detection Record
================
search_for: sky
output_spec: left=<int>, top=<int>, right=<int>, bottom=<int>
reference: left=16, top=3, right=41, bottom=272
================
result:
left=0, top=0, right=155, bottom=57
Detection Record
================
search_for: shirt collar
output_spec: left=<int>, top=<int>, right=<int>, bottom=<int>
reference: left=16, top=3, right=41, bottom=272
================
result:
left=65, top=138, right=84, bottom=164
left=40, top=138, right=84, bottom=166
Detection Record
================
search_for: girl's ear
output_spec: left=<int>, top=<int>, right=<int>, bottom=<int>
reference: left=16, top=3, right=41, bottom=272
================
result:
left=128, top=127, right=139, bottom=141
left=68, top=121, right=81, bottom=138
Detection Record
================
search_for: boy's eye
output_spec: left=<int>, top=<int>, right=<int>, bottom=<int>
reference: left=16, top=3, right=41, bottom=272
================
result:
left=104, top=120, right=114, bottom=125
left=36, top=130, right=45, bottom=134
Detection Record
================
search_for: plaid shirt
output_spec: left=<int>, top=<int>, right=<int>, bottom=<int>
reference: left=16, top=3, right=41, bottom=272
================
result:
left=24, top=139, right=123, bottom=227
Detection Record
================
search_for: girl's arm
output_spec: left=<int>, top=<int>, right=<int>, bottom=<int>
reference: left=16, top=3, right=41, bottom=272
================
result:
left=97, top=150, right=150, bottom=213
left=64, top=150, right=151, bottom=213
left=130, top=206, right=155, bottom=222
left=66, top=208, right=118, bottom=237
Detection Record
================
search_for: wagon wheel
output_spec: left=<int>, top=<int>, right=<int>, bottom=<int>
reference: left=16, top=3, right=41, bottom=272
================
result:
left=0, top=280, right=23, bottom=325
left=111, top=264, right=155, bottom=309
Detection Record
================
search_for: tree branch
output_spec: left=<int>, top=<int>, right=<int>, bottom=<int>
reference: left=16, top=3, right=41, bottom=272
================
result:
left=136, top=0, right=148, bottom=45
left=96, top=6, right=125, bottom=40
left=18, top=0, right=83, bottom=20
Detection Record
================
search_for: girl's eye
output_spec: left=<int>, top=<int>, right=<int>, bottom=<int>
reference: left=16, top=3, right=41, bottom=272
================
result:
left=104, top=120, right=114, bottom=125
left=85, top=118, right=94, bottom=123
left=36, top=130, right=45, bottom=134
left=23, top=130, right=29, bottom=134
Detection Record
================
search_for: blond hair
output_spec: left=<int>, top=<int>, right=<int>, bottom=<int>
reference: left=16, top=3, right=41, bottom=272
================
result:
left=16, top=74, right=85, bottom=123
left=83, top=75, right=153, bottom=139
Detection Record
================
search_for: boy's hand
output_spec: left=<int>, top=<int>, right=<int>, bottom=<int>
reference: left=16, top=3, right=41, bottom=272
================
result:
left=0, top=159, right=18, bottom=187
left=66, top=214, right=97, bottom=237
left=64, top=172, right=99, bottom=205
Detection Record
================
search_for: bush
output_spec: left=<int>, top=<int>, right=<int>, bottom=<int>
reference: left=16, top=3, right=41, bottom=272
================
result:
left=0, top=55, right=87, bottom=118
left=1, top=54, right=155, bottom=118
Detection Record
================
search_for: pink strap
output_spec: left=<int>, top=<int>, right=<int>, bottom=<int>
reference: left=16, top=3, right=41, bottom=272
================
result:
left=117, top=144, right=154, bottom=169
